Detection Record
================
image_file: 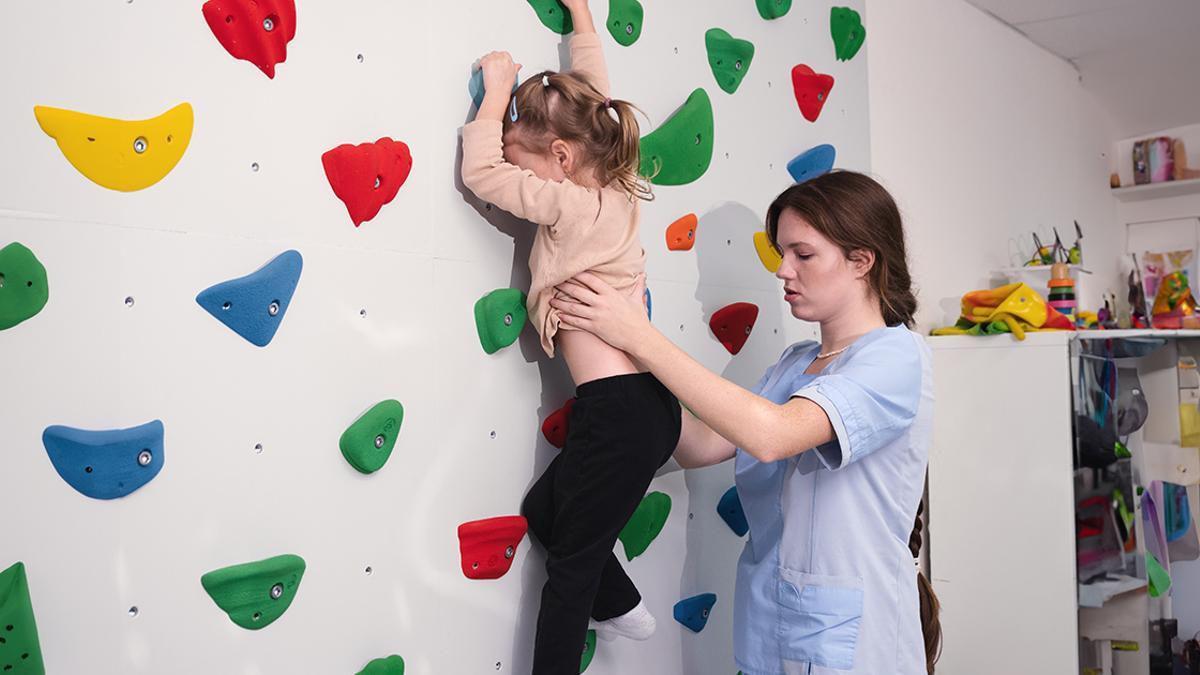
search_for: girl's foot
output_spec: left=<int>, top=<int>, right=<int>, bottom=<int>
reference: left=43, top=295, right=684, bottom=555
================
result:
left=589, top=600, right=656, bottom=641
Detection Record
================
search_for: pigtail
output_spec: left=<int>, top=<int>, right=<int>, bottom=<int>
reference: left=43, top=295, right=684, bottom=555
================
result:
left=908, top=499, right=942, bottom=674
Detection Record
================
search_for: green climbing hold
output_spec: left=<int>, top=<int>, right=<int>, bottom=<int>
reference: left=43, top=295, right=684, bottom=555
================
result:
left=528, top=0, right=573, bottom=34
left=580, top=629, right=597, bottom=673
left=200, top=554, right=306, bottom=630
left=475, top=288, right=528, bottom=354
left=0, top=562, right=45, bottom=675
left=0, top=243, right=49, bottom=331
left=618, top=491, right=671, bottom=561
left=639, top=89, right=714, bottom=186
left=606, top=0, right=643, bottom=46
left=705, top=28, right=755, bottom=94
left=340, top=400, right=404, bottom=474
left=357, top=655, right=405, bottom=675
left=756, top=0, right=791, bottom=20
left=830, top=7, right=866, bottom=61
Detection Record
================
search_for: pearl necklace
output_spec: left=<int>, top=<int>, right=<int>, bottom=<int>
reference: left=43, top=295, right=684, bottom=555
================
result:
left=815, top=345, right=850, bottom=360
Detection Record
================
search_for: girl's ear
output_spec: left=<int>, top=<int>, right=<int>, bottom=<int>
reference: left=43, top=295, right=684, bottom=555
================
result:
left=550, top=139, right=573, bottom=172
left=848, top=248, right=876, bottom=279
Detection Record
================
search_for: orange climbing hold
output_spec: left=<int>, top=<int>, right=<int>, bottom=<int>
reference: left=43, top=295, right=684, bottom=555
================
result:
left=665, top=213, right=698, bottom=251
left=458, top=516, right=528, bottom=580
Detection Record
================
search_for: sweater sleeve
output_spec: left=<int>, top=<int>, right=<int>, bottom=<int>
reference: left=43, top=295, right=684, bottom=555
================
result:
left=569, top=32, right=610, bottom=97
left=461, top=119, right=597, bottom=227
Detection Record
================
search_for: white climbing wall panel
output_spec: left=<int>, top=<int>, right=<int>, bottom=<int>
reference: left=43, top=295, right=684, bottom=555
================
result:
left=0, top=1, right=868, bottom=673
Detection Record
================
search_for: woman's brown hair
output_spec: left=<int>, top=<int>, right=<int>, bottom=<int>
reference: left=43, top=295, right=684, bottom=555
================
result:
left=909, top=499, right=942, bottom=673
left=765, top=170, right=917, bottom=327
left=502, top=69, right=651, bottom=202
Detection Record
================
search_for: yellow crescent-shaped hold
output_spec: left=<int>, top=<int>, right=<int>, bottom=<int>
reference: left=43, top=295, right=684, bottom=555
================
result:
left=753, top=231, right=782, bottom=273
left=34, top=103, right=193, bottom=192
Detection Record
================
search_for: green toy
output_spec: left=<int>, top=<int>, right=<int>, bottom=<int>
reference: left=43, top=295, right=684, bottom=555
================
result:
left=580, top=629, right=596, bottom=673
left=528, top=0, right=573, bottom=34
left=0, top=243, right=49, bottom=331
left=474, top=288, right=528, bottom=354
left=0, top=562, right=44, bottom=675
left=756, top=0, right=791, bottom=20
left=357, top=655, right=405, bottom=675
left=200, top=554, right=306, bottom=630
left=618, top=491, right=671, bottom=561
left=639, top=89, right=714, bottom=186
left=1146, top=552, right=1171, bottom=597
left=705, top=29, right=755, bottom=94
left=340, top=400, right=405, bottom=474
left=606, top=0, right=643, bottom=46
left=830, top=7, right=866, bottom=61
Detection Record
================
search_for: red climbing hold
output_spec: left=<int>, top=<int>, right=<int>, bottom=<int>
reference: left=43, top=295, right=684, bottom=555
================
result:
left=458, top=516, right=528, bottom=580
left=665, top=213, right=698, bottom=251
left=541, top=398, right=576, bottom=448
left=710, top=302, right=759, bottom=355
left=321, top=138, right=413, bottom=227
left=202, top=0, right=297, bottom=79
left=791, top=65, right=834, bottom=122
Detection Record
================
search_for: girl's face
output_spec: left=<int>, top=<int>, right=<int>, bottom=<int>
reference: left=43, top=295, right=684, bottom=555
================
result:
left=502, top=132, right=568, bottom=182
left=774, top=208, right=873, bottom=322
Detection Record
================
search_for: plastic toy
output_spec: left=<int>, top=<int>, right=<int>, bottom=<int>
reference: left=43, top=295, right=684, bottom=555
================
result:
left=931, top=283, right=1074, bottom=340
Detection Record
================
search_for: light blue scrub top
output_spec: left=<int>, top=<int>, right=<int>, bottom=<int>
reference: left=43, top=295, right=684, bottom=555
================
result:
left=733, top=325, right=933, bottom=675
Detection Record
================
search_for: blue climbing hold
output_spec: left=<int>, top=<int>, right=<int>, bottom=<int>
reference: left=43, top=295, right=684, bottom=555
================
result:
left=644, top=287, right=652, bottom=320
left=469, top=67, right=519, bottom=111
left=673, top=593, right=717, bottom=633
left=42, top=420, right=164, bottom=499
left=717, top=486, right=748, bottom=536
left=196, top=250, right=302, bottom=347
left=787, top=144, right=836, bottom=183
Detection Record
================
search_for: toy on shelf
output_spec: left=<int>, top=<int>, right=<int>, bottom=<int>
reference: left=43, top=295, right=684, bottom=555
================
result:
left=1048, top=263, right=1077, bottom=324
left=931, top=282, right=1074, bottom=340
left=1139, top=249, right=1200, bottom=329
left=1129, top=254, right=1150, bottom=328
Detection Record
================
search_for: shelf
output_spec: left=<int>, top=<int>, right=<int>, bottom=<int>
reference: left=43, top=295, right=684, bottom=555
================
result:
left=1112, top=177, right=1200, bottom=202
left=1140, top=441, right=1200, bottom=486
left=992, top=264, right=1092, bottom=275
left=1078, top=575, right=1147, bottom=609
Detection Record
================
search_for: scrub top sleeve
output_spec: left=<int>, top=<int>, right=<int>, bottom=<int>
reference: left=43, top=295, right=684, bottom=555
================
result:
left=790, top=332, right=922, bottom=470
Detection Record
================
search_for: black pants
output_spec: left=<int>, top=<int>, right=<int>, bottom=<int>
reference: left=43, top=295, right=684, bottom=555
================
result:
left=522, top=373, right=682, bottom=675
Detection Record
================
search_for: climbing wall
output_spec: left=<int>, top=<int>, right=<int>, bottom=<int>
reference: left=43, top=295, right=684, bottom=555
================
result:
left=0, top=1, right=869, bottom=673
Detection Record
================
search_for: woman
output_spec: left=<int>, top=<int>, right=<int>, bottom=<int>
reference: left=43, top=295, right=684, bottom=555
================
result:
left=550, top=171, right=942, bottom=674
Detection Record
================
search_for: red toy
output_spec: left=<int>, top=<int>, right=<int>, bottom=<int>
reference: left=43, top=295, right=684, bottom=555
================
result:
left=457, top=516, right=528, bottom=580
left=541, top=398, right=576, bottom=449
left=202, top=0, right=297, bottom=78
left=321, top=138, right=413, bottom=227
left=791, top=65, right=834, bottom=122
left=710, top=302, right=759, bottom=355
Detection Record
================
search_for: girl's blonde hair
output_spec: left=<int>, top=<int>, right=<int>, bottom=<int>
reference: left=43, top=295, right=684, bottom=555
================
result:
left=502, top=69, right=652, bottom=202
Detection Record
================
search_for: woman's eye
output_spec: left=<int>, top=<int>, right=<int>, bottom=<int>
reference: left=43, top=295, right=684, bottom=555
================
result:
left=796, top=254, right=813, bottom=261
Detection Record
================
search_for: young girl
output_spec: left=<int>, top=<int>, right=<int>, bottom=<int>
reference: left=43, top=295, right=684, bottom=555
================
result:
left=460, top=2, right=681, bottom=673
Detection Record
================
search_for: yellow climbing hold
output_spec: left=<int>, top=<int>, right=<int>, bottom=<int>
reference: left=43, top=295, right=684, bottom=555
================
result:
left=753, top=232, right=781, bottom=273
left=34, top=102, right=193, bottom=192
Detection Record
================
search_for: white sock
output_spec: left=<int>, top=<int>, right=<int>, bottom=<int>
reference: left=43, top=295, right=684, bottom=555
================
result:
left=589, top=600, right=656, bottom=642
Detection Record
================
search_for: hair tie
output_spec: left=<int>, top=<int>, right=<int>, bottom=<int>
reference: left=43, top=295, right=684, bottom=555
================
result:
left=508, top=96, right=519, bottom=122
left=541, top=74, right=550, bottom=88
left=603, top=97, right=612, bottom=109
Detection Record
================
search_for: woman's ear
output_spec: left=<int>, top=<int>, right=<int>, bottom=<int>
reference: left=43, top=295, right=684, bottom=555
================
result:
left=848, top=249, right=876, bottom=279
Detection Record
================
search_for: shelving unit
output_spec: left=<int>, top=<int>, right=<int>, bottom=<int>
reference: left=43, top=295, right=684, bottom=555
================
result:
left=1112, top=177, right=1200, bottom=203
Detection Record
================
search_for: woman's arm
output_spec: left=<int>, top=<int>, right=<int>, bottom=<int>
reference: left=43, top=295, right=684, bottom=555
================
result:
left=675, top=409, right=737, bottom=469
left=552, top=274, right=835, bottom=463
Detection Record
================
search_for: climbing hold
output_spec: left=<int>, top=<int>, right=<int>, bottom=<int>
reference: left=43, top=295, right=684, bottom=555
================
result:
left=357, top=655, right=405, bottom=675
left=753, top=232, right=781, bottom=273
left=606, top=0, right=643, bottom=47
left=619, top=491, right=671, bottom=561
left=673, top=593, right=717, bottom=633
left=639, top=88, right=714, bottom=186
left=787, top=144, right=836, bottom=183
left=791, top=65, right=834, bottom=122
left=202, top=0, right=296, bottom=78
left=42, top=420, right=164, bottom=500
left=0, top=243, right=49, bottom=331
left=527, top=0, right=573, bottom=34
left=756, top=0, right=791, bottom=19
left=704, top=28, right=755, bottom=94
left=322, top=137, right=413, bottom=227
left=34, top=103, right=193, bottom=192
left=474, top=288, right=527, bottom=354
left=469, top=67, right=518, bottom=111
left=717, top=486, right=748, bottom=536
left=580, top=629, right=597, bottom=673
left=710, top=302, right=759, bottom=355
left=196, top=250, right=302, bottom=347
left=665, top=213, right=698, bottom=251
left=340, top=400, right=404, bottom=474
left=644, top=286, right=652, bottom=320
left=541, top=398, right=576, bottom=449
left=830, top=7, right=866, bottom=61
left=0, top=562, right=45, bottom=675
left=457, top=516, right=528, bottom=580
left=201, top=554, right=305, bottom=630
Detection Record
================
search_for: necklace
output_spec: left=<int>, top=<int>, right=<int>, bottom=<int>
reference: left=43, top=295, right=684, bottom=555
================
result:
left=815, top=345, right=849, bottom=360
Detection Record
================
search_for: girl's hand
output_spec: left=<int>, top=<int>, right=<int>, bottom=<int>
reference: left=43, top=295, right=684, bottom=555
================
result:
left=551, top=272, right=652, bottom=355
left=560, top=0, right=589, bottom=12
left=479, top=51, right=521, bottom=98
left=559, top=0, right=596, bottom=34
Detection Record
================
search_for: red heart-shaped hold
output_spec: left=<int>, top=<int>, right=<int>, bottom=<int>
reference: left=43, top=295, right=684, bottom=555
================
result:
left=541, top=397, right=576, bottom=448
left=202, top=0, right=297, bottom=79
left=322, top=138, right=413, bottom=227
left=791, top=65, right=835, bottom=122
left=710, top=302, right=759, bottom=355
left=457, top=516, right=528, bottom=580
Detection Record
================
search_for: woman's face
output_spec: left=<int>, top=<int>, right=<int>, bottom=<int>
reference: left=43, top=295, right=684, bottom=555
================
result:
left=774, top=208, right=870, bottom=322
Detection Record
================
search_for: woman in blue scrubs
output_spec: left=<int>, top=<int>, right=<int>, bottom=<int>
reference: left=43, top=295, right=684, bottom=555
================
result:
left=550, top=171, right=941, bottom=674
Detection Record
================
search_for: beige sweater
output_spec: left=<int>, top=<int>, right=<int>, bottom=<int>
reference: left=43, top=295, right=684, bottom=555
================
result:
left=461, top=33, right=645, bottom=357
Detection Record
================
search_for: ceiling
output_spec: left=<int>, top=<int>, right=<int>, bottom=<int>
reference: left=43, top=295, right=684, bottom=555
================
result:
left=964, top=0, right=1200, bottom=138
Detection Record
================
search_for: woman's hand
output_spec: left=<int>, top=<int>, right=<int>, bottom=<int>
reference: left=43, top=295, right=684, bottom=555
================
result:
left=552, top=272, right=652, bottom=355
